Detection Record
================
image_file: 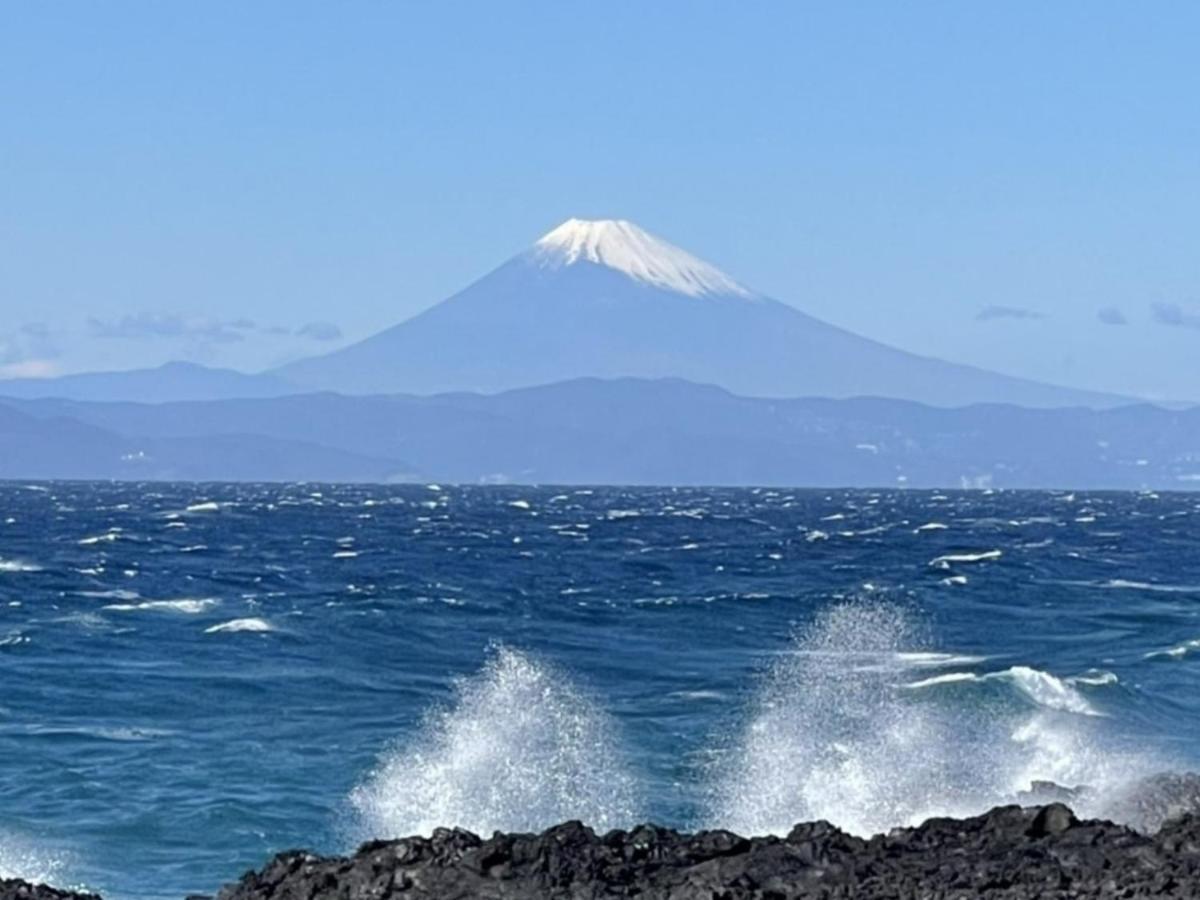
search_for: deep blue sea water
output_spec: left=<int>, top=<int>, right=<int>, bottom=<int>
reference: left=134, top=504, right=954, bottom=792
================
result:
left=2, top=482, right=1200, bottom=899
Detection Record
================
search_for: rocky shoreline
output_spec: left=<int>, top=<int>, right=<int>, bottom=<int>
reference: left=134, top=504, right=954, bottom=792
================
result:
left=8, top=800, right=1200, bottom=900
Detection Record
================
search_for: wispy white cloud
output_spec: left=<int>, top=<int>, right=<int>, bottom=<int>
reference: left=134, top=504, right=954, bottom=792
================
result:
left=86, top=313, right=246, bottom=344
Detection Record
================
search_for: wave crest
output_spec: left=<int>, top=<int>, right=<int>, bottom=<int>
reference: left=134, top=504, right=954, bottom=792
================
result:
left=350, top=646, right=640, bottom=840
left=705, top=601, right=1157, bottom=837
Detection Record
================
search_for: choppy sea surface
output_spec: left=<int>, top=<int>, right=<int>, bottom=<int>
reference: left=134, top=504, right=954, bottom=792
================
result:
left=2, top=482, right=1200, bottom=898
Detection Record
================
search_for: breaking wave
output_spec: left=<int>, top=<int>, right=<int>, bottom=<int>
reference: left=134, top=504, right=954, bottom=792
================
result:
left=0, top=830, right=69, bottom=887
left=101, top=598, right=219, bottom=614
left=904, top=665, right=1102, bottom=716
left=204, top=617, right=274, bottom=634
left=704, top=601, right=1157, bottom=837
left=350, top=646, right=640, bottom=839
left=348, top=605, right=1171, bottom=844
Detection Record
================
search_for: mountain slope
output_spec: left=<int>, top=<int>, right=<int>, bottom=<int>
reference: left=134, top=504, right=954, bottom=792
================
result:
left=275, top=219, right=1126, bottom=408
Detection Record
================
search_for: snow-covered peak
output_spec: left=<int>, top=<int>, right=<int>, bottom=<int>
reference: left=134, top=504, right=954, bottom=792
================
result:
left=529, top=218, right=754, bottom=299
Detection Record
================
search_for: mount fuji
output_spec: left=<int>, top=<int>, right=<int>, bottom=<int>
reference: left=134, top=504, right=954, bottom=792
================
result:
left=277, top=218, right=1118, bottom=407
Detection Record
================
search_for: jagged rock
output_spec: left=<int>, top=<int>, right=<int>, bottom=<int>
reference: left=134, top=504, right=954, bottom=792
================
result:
left=215, top=805, right=1200, bottom=900
left=1014, top=772, right=1200, bottom=834
left=0, top=880, right=101, bottom=900
left=16, top=788, right=1200, bottom=899
left=1102, top=772, right=1200, bottom=833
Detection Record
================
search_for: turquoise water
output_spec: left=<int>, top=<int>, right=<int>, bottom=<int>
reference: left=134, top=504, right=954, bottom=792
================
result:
left=1, top=483, right=1198, bottom=897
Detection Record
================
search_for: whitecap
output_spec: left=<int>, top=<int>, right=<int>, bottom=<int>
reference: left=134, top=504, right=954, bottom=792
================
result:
left=184, top=501, right=221, bottom=513
left=78, top=589, right=140, bottom=601
left=0, top=559, right=42, bottom=573
left=1145, top=638, right=1200, bottom=660
left=1102, top=579, right=1200, bottom=594
left=103, top=598, right=218, bottom=614
left=78, top=531, right=122, bottom=545
left=903, top=666, right=1101, bottom=716
left=1070, top=670, right=1119, bottom=687
left=915, top=522, right=948, bottom=532
left=929, top=550, right=1002, bottom=568
left=204, top=617, right=274, bottom=634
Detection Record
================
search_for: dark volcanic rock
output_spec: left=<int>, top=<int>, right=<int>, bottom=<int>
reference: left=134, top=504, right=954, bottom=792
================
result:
left=1015, top=772, right=1200, bottom=833
left=214, top=805, right=1200, bottom=900
left=0, top=880, right=101, bottom=900
left=15, top=793, right=1200, bottom=899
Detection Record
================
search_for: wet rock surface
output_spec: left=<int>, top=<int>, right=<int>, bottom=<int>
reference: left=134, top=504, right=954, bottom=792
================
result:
left=1017, top=772, right=1200, bottom=834
left=13, top=786, right=1200, bottom=899
left=213, top=804, right=1200, bottom=900
left=0, top=881, right=100, bottom=900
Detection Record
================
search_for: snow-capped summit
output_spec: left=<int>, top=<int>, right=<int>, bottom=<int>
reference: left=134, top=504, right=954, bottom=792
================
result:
left=529, top=218, right=754, bottom=299
left=274, top=217, right=1123, bottom=408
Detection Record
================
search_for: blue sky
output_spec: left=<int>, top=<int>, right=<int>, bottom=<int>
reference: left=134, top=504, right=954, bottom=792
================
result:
left=2, top=2, right=1198, bottom=400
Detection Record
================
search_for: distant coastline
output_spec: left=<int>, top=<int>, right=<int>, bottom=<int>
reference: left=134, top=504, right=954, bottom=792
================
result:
left=2, top=377, right=1198, bottom=488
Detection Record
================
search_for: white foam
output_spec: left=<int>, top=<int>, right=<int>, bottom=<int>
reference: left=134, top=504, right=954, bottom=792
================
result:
left=0, top=559, right=42, bottom=573
left=204, top=617, right=274, bottom=634
left=1070, top=670, right=1119, bottom=687
left=0, top=830, right=68, bottom=886
left=531, top=219, right=754, bottom=299
left=350, top=646, right=639, bottom=839
left=1145, top=638, right=1200, bottom=660
left=184, top=501, right=221, bottom=513
left=78, top=531, right=122, bottom=545
left=706, top=601, right=1152, bottom=838
left=1103, top=579, right=1200, bottom=594
left=102, top=598, right=218, bottom=614
left=904, top=666, right=1101, bottom=716
left=79, top=589, right=140, bottom=601
left=915, top=522, right=949, bottom=532
left=929, top=550, right=1002, bottom=568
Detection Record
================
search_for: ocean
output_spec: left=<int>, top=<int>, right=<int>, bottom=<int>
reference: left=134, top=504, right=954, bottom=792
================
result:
left=1, top=482, right=1198, bottom=899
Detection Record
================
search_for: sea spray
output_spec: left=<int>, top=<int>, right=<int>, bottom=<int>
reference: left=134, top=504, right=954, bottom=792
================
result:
left=705, top=600, right=1158, bottom=836
left=0, top=829, right=69, bottom=887
left=349, top=646, right=640, bottom=839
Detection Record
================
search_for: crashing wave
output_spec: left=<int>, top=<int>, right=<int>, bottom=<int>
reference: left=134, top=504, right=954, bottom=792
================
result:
left=705, top=601, right=1159, bottom=837
left=349, top=646, right=640, bottom=840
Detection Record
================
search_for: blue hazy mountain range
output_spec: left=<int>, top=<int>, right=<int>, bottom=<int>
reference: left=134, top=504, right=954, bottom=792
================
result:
left=3, top=378, right=1199, bottom=488
left=2, top=219, right=1128, bottom=408
left=0, top=360, right=296, bottom=403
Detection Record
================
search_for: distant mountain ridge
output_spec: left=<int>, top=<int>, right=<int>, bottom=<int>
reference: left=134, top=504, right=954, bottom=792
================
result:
left=274, top=218, right=1129, bottom=408
left=4, top=377, right=1197, bottom=488
left=0, top=361, right=296, bottom=403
